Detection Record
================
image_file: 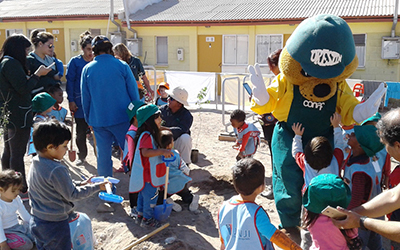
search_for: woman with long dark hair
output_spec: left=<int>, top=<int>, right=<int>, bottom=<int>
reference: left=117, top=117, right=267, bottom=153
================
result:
left=27, top=29, right=60, bottom=95
left=66, top=31, right=93, bottom=165
left=0, top=34, right=51, bottom=192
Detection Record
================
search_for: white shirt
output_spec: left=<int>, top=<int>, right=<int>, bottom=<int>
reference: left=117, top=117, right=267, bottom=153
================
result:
left=0, top=196, right=31, bottom=242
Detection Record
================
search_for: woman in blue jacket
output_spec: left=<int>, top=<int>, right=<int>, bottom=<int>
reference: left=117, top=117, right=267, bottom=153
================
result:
left=66, top=31, right=93, bottom=165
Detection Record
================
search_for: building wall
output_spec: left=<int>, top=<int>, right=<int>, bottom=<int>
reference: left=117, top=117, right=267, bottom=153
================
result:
left=1, top=19, right=400, bottom=82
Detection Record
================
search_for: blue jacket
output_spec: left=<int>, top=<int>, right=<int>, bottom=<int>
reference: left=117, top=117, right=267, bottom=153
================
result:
left=160, top=104, right=193, bottom=140
left=80, top=54, right=140, bottom=127
left=66, top=55, right=91, bottom=118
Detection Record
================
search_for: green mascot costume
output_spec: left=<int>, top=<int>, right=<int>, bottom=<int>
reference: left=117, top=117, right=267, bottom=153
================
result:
left=249, top=14, right=387, bottom=236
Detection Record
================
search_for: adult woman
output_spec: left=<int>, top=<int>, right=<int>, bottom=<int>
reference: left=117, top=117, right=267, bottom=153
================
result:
left=66, top=31, right=93, bottom=165
left=27, top=29, right=60, bottom=95
left=113, top=43, right=154, bottom=101
left=260, top=48, right=281, bottom=200
left=0, top=35, right=51, bottom=192
left=81, top=36, right=140, bottom=179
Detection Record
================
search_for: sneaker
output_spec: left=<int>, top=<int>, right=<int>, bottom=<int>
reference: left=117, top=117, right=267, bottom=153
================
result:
left=261, top=187, right=274, bottom=200
left=140, top=217, right=161, bottom=229
left=129, top=207, right=138, bottom=219
left=76, top=159, right=85, bottom=166
left=166, top=198, right=182, bottom=212
left=189, top=194, right=199, bottom=212
left=135, top=214, right=143, bottom=225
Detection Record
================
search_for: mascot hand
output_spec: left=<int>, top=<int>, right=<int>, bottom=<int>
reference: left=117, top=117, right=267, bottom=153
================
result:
left=353, top=82, right=387, bottom=123
left=248, top=64, right=269, bottom=106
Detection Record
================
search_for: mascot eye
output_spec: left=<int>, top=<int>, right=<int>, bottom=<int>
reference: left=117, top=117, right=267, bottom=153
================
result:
left=301, top=69, right=312, bottom=78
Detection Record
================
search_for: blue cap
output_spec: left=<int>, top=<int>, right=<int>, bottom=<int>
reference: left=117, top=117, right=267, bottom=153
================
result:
left=286, top=14, right=355, bottom=79
left=91, top=35, right=110, bottom=47
left=126, top=100, right=145, bottom=122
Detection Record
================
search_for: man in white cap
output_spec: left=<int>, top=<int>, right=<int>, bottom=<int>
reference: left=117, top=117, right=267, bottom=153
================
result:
left=160, top=86, right=193, bottom=165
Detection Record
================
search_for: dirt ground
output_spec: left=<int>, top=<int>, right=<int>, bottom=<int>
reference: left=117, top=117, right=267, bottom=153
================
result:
left=14, top=97, right=394, bottom=249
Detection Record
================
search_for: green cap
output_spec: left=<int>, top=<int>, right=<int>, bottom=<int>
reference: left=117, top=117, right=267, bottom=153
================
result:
left=354, top=125, right=384, bottom=157
left=303, top=174, right=351, bottom=214
left=126, top=100, right=145, bottom=122
left=32, top=92, right=56, bottom=113
left=286, top=14, right=355, bottom=79
left=136, top=104, right=160, bottom=127
left=361, top=112, right=381, bottom=125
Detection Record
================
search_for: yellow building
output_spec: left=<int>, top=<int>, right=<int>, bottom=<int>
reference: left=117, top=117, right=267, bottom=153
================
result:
left=1, top=0, right=400, bottom=82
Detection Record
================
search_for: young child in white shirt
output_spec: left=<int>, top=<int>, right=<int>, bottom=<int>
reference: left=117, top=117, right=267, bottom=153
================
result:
left=0, top=170, right=33, bottom=250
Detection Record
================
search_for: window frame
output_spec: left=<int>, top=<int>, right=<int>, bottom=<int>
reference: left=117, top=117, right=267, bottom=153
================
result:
left=222, top=34, right=249, bottom=66
left=353, top=34, right=367, bottom=68
left=6, top=29, right=24, bottom=38
left=255, top=34, right=283, bottom=66
left=156, top=36, right=168, bottom=65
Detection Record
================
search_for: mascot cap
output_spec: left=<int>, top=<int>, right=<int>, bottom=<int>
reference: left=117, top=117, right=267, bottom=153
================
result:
left=286, top=14, right=355, bottom=79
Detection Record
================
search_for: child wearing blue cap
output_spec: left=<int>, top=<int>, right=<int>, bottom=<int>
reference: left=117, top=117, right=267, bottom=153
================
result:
left=343, top=121, right=389, bottom=250
left=27, top=92, right=56, bottom=155
left=302, top=174, right=361, bottom=250
left=129, top=104, right=174, bottom=228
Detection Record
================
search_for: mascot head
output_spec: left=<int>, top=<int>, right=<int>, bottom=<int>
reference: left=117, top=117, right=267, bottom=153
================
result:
left=279, top=14, right=359, bottom=102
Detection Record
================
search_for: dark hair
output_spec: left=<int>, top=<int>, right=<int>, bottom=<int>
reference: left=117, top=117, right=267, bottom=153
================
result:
left=304, top=136, right=333, bottom=171
left=377, top=108, right=400, bottom=146
left=47, top=84, right=63, bottom=95
left=301, top=207, right=319, bottom=229
left=92, top=36, right=113, bottom=56
left=0, top=170, right=23, bottom=191
left=0, top=35, right=32, bottom=74
left=267, top=48, right=282, bottom=67
left=79, top=30, right=93, bottom=49
left=30, top=29, right=54, bottom=47
left=232, top=158, right=265, bottom=196
left=134, top=114, right=161, bottom=148
left=160, top=130, right=174, bottom=149
left=230, top=109, right=246, bottom=122
left=33, top=119, right=71, bottom=152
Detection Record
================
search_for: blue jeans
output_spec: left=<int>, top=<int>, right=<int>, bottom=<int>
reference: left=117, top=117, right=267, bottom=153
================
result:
left=92, top=122, right=130, bottom=177
left=358, top=228, right=383, bottom=250
left=137, top=182, right=158, bottom=219
left=31, top=216, right=71, bottom=250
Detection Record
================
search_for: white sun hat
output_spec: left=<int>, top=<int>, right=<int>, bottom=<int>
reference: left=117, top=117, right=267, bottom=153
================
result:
left=166, top=86, right=189, bottom=106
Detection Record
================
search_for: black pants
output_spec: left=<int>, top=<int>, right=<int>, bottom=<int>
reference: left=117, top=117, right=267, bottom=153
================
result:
left=2, top=126, right=31, bottom=191
left=75, top=118, right=88, bottom=161
left=157, top=184, right=193, bottom=205
left=261, top=124, right=275, bottom=167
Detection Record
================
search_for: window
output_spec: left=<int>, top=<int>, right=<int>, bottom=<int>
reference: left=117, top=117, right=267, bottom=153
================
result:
left=156, top=36, right=168, bottom=65
left=256, top=34, right=283, bottom=65
left=6, top=29, right=23, bottom=38
left=90, top=29, right=101, bottom=36
left=223, top=35, right=249, bottom=65
left=353, top=34, right=366, bottom=68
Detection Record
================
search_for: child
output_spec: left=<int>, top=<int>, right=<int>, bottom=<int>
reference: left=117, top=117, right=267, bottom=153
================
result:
left=28, top=120, right=108, bottom=249
left=230, top=109, right=260, bottom=161
left=302, top=174, right=361, bottom=250
left=157, top=130, right=198, bottom=212
left=27, top=92, right=56, bottom=155
left=47, top=85, right=67, bottom=122
left=0, top=170, right=33, bottom=250
left=155, top=82, right=169, bottom=106
left=292, top=112, right=346, bottom=191
left=129, top=104, right=174, bottom=228
left=343, top=123, right=388, bottom=250
left=122, top=100, right=145, bottom=218
left=387, top=165, right=400, bottom=250
left=218, top=158, right=301, bottom=250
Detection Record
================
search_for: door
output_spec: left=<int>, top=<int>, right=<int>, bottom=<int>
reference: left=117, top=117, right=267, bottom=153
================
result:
left=198, top=35, right=222, bottom=93
left=47, top=28, right=65, bottom=66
